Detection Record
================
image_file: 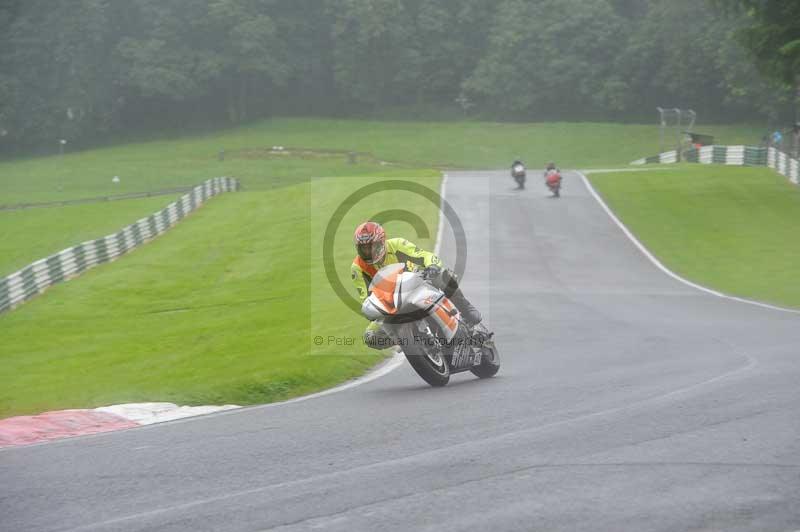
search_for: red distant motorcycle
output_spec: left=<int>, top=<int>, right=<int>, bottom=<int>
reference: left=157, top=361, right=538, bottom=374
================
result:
left=545, top=169, right=562, bottom=198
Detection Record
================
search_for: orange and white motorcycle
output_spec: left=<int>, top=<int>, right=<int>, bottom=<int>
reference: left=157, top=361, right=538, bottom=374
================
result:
left=362, top=263, right=500, bottom=386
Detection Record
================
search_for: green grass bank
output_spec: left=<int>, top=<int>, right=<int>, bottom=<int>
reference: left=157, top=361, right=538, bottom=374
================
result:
left=0, top=118, right=761, bottom=204
left=589, top=165, right=800, bottom=308
left=0, top=171, right=440, bottom=417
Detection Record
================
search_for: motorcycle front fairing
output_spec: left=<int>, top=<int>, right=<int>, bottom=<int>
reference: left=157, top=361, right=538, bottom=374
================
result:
left=361, top=264, right=462, bottom=343
left=360, top=264, right=490, bottom=376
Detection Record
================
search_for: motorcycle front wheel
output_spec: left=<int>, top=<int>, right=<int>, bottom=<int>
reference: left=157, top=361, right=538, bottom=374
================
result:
left=403, top=342, right=450, bottom=387
left=470, top=334, right=500, bottom=379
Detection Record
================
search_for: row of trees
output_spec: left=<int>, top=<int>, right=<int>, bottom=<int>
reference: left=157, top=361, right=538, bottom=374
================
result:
left=0, top=0, right=796, bottom=151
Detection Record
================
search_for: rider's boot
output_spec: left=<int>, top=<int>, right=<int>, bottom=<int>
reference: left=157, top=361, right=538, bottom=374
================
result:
left=449, top=288, right=495, bottom=364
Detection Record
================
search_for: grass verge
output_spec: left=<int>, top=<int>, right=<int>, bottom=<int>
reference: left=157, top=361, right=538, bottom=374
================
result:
left=0, top=172, right=440, bottom=417
left=0, top=196, right=179, bottom=277
left=0, top=118, right=761, bottom=204
left=0, top=157, right=417, bottom=277
left=589, top=164, right=800, bottom=308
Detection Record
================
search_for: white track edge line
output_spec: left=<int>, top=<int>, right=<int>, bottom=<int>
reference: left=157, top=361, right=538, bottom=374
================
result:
left=577, top=170, right=800, bottom=315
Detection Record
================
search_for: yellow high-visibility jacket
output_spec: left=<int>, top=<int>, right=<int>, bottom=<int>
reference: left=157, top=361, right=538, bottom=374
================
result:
left=350, top=238, right=443, bottom=302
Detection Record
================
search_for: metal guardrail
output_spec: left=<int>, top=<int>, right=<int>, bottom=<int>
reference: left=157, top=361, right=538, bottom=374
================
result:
left=0, top=177, right=240, bottom=315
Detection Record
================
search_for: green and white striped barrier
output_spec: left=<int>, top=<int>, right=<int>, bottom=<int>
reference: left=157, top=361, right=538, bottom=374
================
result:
left=0, top=177, right=240, bottom=315
left=631, top=150, right=679, bottom=165
left=767, top=147, right=800, bottom=185
left=631, top=145, right=766, bottom=166
left=631, top=145, right=798, bottom=184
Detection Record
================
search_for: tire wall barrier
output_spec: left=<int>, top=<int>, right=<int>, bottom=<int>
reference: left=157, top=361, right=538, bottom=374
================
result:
left=0, top=177, right=240, bottom=315
left=767, top=147, right=800, bottom=185
left=631, top=146, right=799, bottom=185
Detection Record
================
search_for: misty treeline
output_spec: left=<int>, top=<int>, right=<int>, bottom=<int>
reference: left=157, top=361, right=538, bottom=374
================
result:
left=0, top=0, right=796, bottom=150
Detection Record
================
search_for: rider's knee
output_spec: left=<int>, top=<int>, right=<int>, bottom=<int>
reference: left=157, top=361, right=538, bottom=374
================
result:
left=364, top=329, right=392, bottom=350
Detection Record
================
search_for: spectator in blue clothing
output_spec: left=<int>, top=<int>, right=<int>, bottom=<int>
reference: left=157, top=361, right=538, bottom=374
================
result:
left=772, top=130, right=783, bottom=150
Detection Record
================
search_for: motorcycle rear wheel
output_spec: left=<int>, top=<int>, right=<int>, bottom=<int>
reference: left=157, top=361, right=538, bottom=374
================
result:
left=403, top=343, right=450, bottom=387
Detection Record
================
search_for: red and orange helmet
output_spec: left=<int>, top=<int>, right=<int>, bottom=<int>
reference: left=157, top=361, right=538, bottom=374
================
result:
left=354, top=221, right=386, bottom=265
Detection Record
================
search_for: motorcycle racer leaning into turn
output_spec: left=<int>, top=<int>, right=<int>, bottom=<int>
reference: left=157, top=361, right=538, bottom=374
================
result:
left=351, top=221, right=483, bottom=349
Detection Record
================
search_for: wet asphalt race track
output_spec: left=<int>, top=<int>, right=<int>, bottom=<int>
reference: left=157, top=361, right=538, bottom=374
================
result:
left=3, top=171, right=800, bottom=532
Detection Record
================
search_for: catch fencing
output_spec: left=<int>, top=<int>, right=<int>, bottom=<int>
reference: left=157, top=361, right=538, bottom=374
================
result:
left=631, top=146, right=799, bottom=184
left=0, top=177, right=240, bottom=315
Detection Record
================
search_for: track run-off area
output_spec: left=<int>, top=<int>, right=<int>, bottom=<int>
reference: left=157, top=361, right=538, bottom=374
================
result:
left=2, top=171, right=799, bottom=531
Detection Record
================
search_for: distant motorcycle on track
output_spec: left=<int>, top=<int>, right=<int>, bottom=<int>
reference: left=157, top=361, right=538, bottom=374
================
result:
left=361, top=263, right=500, bottom=387
left=511, top=160, right=526, bottom=190
left=545, top=169, right=562, bottom=198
